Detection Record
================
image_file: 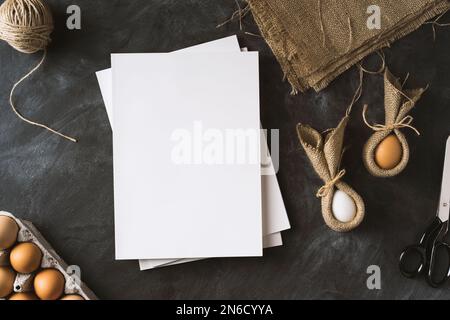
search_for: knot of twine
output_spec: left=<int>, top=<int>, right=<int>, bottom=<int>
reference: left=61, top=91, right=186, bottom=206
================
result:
left=362, top=104, right=420, bottom=136
left=0, top=0, right=76, bottom=142
left=0, top=0, right=53, bottom=54
left=316, top=169, right=346, bottom=198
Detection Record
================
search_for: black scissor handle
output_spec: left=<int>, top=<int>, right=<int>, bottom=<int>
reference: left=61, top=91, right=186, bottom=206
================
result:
left=399, top=245, right=426, bottom=278
left=426, top=219, right=450, bottom=288
left=399, top=217, right=444, bottom=279
left=427, top=242, right=450, bottom=287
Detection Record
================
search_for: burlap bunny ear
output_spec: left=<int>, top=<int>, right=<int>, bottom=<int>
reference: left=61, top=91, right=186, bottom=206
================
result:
left=297, top=116, right=365, bottom=232
left=363, top=69, right=426, bottom=177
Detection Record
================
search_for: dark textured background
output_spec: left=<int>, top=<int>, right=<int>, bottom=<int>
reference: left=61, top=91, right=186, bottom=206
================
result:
left=0, top=0, right=449, bottom=300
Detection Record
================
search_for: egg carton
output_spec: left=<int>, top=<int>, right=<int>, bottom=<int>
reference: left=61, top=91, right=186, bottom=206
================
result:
left=0, top=211, right=97, bottom=300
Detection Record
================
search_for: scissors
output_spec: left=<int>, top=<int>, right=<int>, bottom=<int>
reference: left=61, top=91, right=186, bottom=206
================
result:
left=399, top=136, right=450, bottom=287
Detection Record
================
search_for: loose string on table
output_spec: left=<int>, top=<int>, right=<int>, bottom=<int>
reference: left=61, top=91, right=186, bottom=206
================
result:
left=216, top=0, right=261, bottom=37
left=344, top=50, right=385, bottom=117
left=216, top=0, right=250, bottom=30
left=425, top=8, right=450, bottom=41
left=9, top=50, right=77, bottom=142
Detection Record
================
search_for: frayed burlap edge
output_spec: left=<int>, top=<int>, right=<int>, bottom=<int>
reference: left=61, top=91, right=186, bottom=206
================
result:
left=247, top=0, right=450, bottom=93
left=297, top=117, right=365, bottom=232
left=363, top=69, right=426, bottom=177
left=246, top=0, right=309, bottom=93
left=310, top=0, right=450, bottom=92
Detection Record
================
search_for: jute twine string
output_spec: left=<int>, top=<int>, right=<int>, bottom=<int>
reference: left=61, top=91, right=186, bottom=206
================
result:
left=345, top=64, right=363, bottom=116
left=425, top=8, right=450, bottom=40
left=0, top=0, right=52, bottom=54
left=362, top=104, right=421, bottom=136
left=358, top=51, right=386, bottom=75
left=316, top=169, right=345, bottom=198
left=344, top=50, right=385, bottom=117
left=0, top=0, right=76, bottom=142
left=216, top=0, right=262, bottom=38
left=216, top=0, right=250, bottom=30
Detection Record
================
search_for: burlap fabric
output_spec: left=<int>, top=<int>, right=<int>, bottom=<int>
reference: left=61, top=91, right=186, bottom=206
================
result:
left=363, top=69, right=426, bottom=177
left=297, top=116, right=365, bottom=232
left=247, top=0, right=450, bottom=93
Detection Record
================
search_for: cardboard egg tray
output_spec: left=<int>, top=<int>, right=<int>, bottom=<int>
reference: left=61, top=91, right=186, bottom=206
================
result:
left=0, top=211, right=97, bottom=300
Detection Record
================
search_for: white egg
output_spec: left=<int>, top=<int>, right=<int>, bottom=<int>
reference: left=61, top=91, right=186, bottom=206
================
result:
left=332, top=190, right=356, bottom=223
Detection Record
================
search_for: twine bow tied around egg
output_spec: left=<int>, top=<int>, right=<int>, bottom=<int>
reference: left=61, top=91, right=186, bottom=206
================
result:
left=362, top=69, right=426, bottom=177
left=315, top=169, right=346, bottom=198
left=296, top=116, right=365, bottom=232
left=0, top=0, right=76, bottom=142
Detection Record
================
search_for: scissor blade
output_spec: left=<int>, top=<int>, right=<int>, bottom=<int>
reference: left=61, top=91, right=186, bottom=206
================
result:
left=438, top=136, right=450, bottom=222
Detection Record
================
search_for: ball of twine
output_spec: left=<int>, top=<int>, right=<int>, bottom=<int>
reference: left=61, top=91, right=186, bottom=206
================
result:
left=0, top=0, right=76, bottom=142
left=0, top=0, right=53, bottom=54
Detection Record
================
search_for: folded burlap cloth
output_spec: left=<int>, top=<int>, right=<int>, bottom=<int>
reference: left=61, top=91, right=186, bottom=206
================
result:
left=363, top=69, right=426, bottom=177
left=297, top=116, right=364, bottom=232
left=247, top=0, right=450, bottom=93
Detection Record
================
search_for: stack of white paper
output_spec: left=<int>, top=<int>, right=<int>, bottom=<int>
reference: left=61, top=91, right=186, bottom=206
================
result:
left=96, top=36, right=290, bottom=270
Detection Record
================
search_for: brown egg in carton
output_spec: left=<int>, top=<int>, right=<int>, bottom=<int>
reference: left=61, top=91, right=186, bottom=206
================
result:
left=0, top=211, right=97, bottom=300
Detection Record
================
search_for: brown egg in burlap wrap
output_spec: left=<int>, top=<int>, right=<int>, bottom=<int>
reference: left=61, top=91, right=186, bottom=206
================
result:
left=362, top=69, right=426, bottom=177
left=297, top=116, right=365, bottom=232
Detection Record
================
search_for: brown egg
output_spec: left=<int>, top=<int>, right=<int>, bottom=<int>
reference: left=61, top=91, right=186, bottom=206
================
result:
left=0, top=267, right=16, bottom=298
left=10, top=242, right=42, bottom=274
left=0, top=215, right=19, bottom=250
left=375, top=134, right=403, bottom=170
left=34, top=269, right=65, bottom=300
left=8, top=292, right=39, bottom=300
left=60, top=294, right=85, bottom=300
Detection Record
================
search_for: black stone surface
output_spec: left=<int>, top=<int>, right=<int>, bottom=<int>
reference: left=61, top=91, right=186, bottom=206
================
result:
left=0, top=0, right=449, bottom=300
